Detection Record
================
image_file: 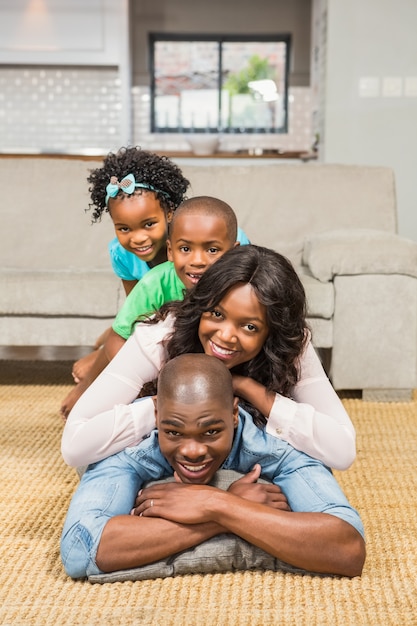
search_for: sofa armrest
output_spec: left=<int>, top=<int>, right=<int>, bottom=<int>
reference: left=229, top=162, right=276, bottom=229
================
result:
left=302, top=228, right=417, bottom=282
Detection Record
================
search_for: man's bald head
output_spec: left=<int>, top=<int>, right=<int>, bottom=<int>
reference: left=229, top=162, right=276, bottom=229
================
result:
left=155, top=354, right=239, bottom=484
left=157, top=354, right=234, bottom=409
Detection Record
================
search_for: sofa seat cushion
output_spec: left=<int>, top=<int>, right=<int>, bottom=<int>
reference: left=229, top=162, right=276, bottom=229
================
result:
left=0, top=270, right=121, bottom=317
left=0, top=316, right=112, bottom=346
left=303, top=229, right=417, bottom=282
left=298, top=268, right=334, bottom=319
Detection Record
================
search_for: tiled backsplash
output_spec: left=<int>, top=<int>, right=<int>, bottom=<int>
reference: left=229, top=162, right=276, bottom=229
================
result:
left=133, top=86, right=313, bottom=153
left=0, top=66, right=121, bottom=154
left=0, top=66, right=313, bottom=154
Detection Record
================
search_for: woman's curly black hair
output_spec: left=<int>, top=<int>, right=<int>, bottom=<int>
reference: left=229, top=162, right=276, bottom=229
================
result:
left=151, top=244, right=309, bottom=426
left=86, top=146, right=190, bottom=222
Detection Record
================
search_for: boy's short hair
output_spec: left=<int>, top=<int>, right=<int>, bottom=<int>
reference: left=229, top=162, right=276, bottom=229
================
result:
left=169, top=196, right=238, bottom=244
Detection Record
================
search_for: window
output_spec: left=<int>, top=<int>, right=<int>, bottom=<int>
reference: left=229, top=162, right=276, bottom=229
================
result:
left=149, top=34, right=291, bottom=134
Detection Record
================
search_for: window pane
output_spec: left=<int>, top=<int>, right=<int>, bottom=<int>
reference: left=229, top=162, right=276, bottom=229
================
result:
left=222, top=41, right=288, bottom=132
left=153, top=40, right=219, bottom=131
left=150, top=36, right=289, bottom=133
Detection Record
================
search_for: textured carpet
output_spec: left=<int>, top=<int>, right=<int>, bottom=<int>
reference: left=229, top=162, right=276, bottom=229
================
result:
left=0, top=361, right=416, bottom=625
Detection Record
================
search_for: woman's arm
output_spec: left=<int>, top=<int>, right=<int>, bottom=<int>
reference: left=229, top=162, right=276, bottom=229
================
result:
left=233, top=341, right=356, bottom=470
left=61, top=317, right=174, bottom=467
left=60, top=329, right=128, bottom=418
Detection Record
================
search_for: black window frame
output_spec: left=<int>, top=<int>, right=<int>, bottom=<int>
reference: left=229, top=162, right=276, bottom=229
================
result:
left=149, top=32, right=291, bottom=134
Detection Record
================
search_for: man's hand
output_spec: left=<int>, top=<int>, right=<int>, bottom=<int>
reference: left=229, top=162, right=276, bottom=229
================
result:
left=227, top=464, right=291, bottom=511
left=131, top=481, right=221, bottom=525
left=131, top=465, right=290, bottom=523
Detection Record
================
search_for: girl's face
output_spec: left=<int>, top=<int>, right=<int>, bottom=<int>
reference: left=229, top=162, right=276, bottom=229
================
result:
left=198, top=283, right=269, bottom=369
left=109, top=192, right=172, bottom=265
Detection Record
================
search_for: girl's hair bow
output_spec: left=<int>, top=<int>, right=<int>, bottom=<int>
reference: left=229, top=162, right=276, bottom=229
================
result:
left=105, top=173, right=169, bottom=206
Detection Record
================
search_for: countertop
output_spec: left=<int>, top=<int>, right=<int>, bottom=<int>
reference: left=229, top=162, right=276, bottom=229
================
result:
left=0, top=150, right=317, bottom=161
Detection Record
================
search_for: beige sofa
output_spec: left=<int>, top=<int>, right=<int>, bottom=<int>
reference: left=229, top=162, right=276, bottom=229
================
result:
left=1, top=156, right=416, bottom=400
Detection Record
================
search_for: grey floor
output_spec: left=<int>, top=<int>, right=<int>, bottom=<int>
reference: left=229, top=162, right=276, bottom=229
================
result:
left=0, top=346, right=92, bottom=384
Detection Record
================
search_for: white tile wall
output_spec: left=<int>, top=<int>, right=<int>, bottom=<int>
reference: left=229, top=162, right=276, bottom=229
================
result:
left=133, top=86, right=314, bottom=153
left=0, top=66, right=121, bottom=153
left=0, top=66, right=313, bottom=154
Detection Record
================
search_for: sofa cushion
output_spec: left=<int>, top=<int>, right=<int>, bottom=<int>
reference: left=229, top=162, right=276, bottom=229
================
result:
left=0, top=270, right=121, bottom=316
left=298, top=269, right=334, bottom=318
left=182, top=164, right=397, bottom=268
left=303, top=229, right=417, bottom=282
left=0, top=316, right=112, bottom=347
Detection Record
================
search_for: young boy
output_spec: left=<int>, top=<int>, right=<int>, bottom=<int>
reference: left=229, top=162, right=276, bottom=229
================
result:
left=61, top=353, right=366, bottom=580
left=112, top=195, right=243, bottom=341
left=60, top=196, right=247, bottom=417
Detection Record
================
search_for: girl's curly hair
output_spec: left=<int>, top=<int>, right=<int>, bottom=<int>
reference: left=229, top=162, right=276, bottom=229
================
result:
left=86, top=146, right=190, bottom=222
left=151, top=245, right=309, bottom=426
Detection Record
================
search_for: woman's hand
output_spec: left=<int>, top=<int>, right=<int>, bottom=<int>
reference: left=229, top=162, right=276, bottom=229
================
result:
left=232, top=376, right=275, bottom=418
left=231, top=373, right=251, bottom=398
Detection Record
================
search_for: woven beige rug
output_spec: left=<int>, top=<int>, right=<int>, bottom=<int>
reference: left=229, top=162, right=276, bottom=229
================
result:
left=1, top=361, right=416, bottom=626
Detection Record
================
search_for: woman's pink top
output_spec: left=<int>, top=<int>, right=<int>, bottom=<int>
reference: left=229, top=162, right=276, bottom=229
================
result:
left=62, top=315, right=356, bottom=470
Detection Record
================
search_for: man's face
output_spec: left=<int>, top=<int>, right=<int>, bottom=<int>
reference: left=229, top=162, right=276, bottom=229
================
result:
left=155, top=395, right=239, bottom=484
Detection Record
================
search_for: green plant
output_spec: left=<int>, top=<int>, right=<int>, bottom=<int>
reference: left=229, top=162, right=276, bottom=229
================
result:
left=224, top=55, right=275, bottom=95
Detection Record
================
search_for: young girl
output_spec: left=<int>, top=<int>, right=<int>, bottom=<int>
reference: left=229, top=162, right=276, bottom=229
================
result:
left=68, top=146, right=190, bottom=385
left=62, top=245, right=356, bottom=471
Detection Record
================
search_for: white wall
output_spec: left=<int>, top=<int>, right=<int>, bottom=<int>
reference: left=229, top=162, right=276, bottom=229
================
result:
left=0, top=0, right=132, bottom=147
left=322, top=0, right=417, bottom=241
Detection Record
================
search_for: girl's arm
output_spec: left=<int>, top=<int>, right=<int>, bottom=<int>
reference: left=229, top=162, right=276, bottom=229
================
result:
left=233, top=341, right=356, bottom=471
left=61, top=317, right=174, bottom=467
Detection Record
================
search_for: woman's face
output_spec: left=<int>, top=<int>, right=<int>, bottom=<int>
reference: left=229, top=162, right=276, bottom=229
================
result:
left=198, top=283, right=269, bottom=369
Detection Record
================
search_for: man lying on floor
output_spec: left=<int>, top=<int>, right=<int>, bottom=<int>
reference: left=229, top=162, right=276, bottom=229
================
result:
left=60, top=354, right=366, bottom=581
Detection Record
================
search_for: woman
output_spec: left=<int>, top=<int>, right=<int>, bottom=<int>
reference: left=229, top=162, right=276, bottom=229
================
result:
left=62, top=245, right=355, bottom=470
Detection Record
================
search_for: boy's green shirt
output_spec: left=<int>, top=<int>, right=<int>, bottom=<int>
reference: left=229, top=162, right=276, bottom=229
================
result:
left=112, top=261, right=185, bottom=339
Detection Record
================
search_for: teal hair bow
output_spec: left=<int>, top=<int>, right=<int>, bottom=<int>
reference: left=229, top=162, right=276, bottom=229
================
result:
left=105, top=173, right=169, bottom=206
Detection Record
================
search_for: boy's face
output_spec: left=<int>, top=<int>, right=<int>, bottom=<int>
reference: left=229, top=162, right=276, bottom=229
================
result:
left=155, top=395, right=239, bottom=484
left=167, top=213, right=237, bottom=290
left=109, top=192, right=172, bottom=264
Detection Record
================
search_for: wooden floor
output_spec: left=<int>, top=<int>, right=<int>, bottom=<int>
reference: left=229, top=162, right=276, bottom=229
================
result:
left=0, top=346, right=93, bottom=361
